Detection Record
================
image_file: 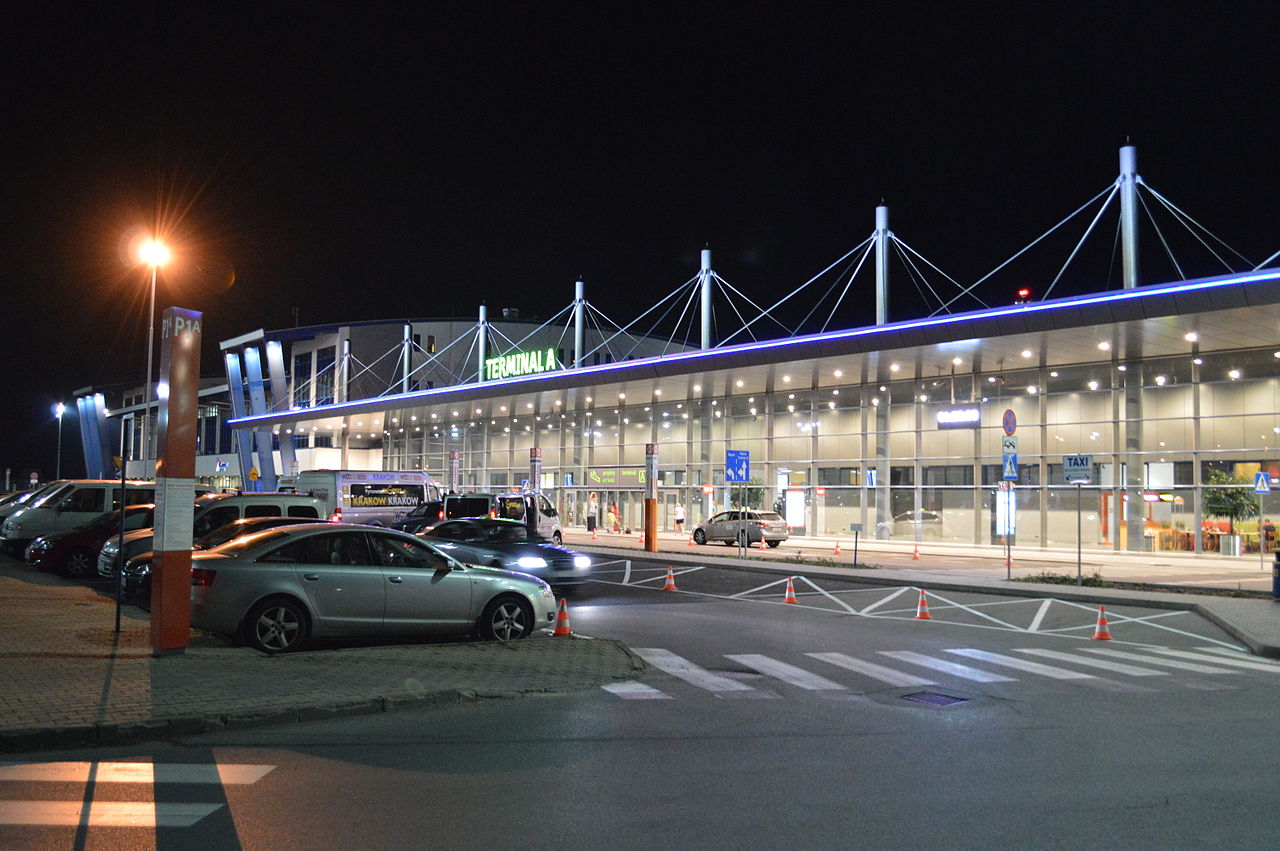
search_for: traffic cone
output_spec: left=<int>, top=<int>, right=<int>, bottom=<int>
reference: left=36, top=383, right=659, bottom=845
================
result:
left=662, top=566, right=678, bottom=591
left=553, top=598, right=572, bottom=637
left=914, top=588, right=932, bottom=620
left=912, top=543, right=921, bottom=560
left=1091, top=606, right=1113, bottom=641
left=687, top=532, right=695, bottom=546
left=591, top=526, right=598, bottom=540
left=833, top=539, right=842, bottom=556
left=783, top=576, right=798, bottom=604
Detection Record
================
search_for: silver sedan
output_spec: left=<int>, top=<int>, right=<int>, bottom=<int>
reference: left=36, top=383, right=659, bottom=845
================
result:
left=188, top=523, right=558, bottom=653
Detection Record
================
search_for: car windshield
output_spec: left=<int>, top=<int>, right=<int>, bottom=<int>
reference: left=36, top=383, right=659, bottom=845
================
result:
left=29, top=483, right=73, bottom=509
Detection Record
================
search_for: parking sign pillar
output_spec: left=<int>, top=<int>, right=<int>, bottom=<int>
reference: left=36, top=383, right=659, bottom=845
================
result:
left=151, top=307, right=202, bottom=657
left=644, top=443, right=658, bottom=553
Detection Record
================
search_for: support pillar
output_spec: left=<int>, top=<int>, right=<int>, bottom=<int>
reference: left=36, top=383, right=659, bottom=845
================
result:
left=1120, top=145, right=1140, bottom=290
left=875, top=205, right=890, bottom=325
left=573, top=281, right=585, bottom=368
left=700, top=249, right=713, bottom=349
left=477, top=305, right=489, bottom=382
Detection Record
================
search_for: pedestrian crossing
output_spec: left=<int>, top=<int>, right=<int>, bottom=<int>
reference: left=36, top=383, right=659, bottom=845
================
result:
left=0, top=760, right=275, bottom=828
left=605, top=645, right=1280, bottom=701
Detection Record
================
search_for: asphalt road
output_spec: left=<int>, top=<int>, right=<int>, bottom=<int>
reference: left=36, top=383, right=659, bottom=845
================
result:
left=4, top=559, right=1280, bottom=849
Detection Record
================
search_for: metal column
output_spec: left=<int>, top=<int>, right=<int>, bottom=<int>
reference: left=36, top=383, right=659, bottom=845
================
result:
left=1120, top=145, right=1140, bottom=290
left=573, top=280, right=585, bottom=368
left=700, top=249, right=713, bottom=349
left=875, top=205, right=890, bottom=325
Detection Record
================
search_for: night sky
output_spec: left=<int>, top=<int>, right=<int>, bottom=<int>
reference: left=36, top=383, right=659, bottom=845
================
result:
left=4, top=2, right=1278, bottom=483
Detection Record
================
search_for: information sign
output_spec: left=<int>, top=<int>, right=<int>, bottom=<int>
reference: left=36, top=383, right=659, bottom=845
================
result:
left=726, top=450, right=750, bottom=483
left=1064, top=454, right=1093, bottom=484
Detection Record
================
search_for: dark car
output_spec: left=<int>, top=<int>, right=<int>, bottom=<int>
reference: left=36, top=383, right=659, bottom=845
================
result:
left=120, top=515, right=319, bottom=600
left=25, top=504, right=156, bottom=578
left=419, top=518, right=590, bottom=587
left=386, top=500, right=445, bottom=534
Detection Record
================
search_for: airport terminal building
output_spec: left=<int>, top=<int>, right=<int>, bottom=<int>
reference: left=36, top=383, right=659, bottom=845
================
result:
left=119, top=267, right=1277, bottom=560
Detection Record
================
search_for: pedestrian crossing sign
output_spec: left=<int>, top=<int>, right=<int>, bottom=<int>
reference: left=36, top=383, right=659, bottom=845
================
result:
left=1256, top=472, right=1271, bottom=494
left=1002, top=453, right=1018, bottom=481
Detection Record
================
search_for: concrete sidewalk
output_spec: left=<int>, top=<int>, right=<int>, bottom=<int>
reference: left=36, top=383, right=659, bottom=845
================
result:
left=0, top=561, right=643, bottom=754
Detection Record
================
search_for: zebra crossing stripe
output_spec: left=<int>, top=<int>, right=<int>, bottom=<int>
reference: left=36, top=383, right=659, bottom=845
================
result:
left=0, top=801, right=223, bottom=828
left=0, top=762, right=275, bottom=785
left=634, top=648, right=757, bottom=692
left=1152, top=649, right=1280, bottom=673
left=879, top=650, right=1016, bottom=682
left=724, top=654, right=847, bottom=690
left=806, top=652, right=938, bottom=687
left=945, top=648, right=1095, bottom=679
left=1079, top=647, right=1240, bottom=674
left=601, top=681, right=672, bottom=699
left=1014, top=648, right=1168, bottom=676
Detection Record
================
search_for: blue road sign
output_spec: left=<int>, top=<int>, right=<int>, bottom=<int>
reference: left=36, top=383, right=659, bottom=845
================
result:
left=1256, top=472, right=1271, bottom=494
left=1002, top=453, right=1019, bottom=481
left=726, top=450, right=750, bottom=483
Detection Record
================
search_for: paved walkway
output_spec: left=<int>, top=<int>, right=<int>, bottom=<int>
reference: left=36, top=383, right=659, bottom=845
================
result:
left=3, top=530, right=1279, bottom=754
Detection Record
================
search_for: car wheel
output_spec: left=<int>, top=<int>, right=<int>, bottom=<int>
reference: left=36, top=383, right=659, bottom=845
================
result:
left=693, top=529, right=707, bottom=545
left=766, top=540, right=781, bottom=548
left=243, top=597, right=309, bottom=653
left=61, top=548, right=95, bottom=578
left=478, top=595, right=534, bottom=641
left=552, top=532, right=562, bottom=545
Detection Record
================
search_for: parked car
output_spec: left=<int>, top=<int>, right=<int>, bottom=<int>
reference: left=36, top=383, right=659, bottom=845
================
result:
left=693, top=510, right=790, bottom=547
left=386, top=500, right=446, bottom=534
left=419, top=518, right=590, bottom=587
left=877, top=510, right=945, bottom=540
left=2, top=480, right=156, bottom=554
left=98, top=492, right=325, bottom=578
left=119, top=515, right=321, bottom=600
left=444, top=492, right=563, bottom=544
left=293, top=469, right=442, bottom=525
left=25, top=504, right=156, bottom=578
left=0, top=484, right=62, bottom=528
left=185, top=523, right=557, bottom=652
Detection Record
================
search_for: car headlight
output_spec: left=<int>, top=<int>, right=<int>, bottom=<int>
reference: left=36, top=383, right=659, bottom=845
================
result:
left=538, top=583, right=554, bottom=598
left=516, top=556, right=549, bottom=569
left=573, top=555, right=591, bottom=569
left=7, top=522, right=21, bottom=533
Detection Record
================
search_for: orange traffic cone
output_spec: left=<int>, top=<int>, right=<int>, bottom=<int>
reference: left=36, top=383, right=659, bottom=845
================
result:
left=833, top=539, right=842, bottom=556
left=783, top=576, right=798, bottom=604
left=687, top=532, right=695, bottom=546
left=912, top=543, right=921, bottom=560
left=553, top=598, right=573, bottom=637
left=591, top=526, right=598, bottom=540
left=662, top=566, right=678, bottom=591
left=1091, top=606, right=1113, bottom=641
left=914, top=588, right=932, bottom=620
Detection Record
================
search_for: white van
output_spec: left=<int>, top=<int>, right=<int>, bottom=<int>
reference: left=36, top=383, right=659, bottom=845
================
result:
left=444, top=492, right=563, bottom=544
left=294, top=470, right=442, bottom=526
left=1, top=480, right=156, bottom=553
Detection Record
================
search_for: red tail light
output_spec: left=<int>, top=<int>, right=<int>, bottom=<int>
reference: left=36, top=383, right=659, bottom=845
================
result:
left=437, top=510, right=444, bottom=519
left=190, top=567, right=217, bottom=586
left=328, top=507, right=342, bottom=523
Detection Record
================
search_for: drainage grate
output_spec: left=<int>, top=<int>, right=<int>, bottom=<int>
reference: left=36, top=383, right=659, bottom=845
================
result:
left=901, top=691, right=969, bottom=707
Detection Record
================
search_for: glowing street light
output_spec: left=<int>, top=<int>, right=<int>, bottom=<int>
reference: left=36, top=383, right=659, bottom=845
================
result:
left=54, top=402, right=65, bottom=480
left=138, top=237, right=171, bottom=469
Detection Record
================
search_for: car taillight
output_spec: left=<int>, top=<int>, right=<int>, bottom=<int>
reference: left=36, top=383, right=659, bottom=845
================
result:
left=329, top=507, right=342, bottom=523
left=437, top=510, right=444, bottom=519
left=755, top=521, right=768, bottom=527
left=190, top=567, right=217, bottom=586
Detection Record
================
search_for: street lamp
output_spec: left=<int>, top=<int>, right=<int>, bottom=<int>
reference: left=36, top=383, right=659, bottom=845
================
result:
left=54, top=402, right=65, bottom=480
left=138, top=237, right=171, bottom=471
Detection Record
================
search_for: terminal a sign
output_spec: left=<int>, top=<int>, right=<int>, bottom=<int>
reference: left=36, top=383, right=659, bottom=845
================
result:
left=484, top=348, right=559, bottom=381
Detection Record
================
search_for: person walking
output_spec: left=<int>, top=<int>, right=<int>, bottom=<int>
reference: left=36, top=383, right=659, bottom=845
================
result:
left=674, top=503, right=685, bottom=534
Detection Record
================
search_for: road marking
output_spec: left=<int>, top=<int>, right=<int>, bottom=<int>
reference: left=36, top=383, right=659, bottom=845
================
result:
left=0, top=762, right=275, bottom=785
left=1151, top=649, right=1280, bottom=673
left=945, top=648, right=1095, bottom=679
left=856, top=587, right=908, bottom=616
left=1079, top=647, right=1240, bottom=674
left=1027, top=599, right=1054, bottom=632
left=0, top=801, right=222, bottom=828
left=879, top=651, right=1016, bottom=682
left=601, top=681, right=672, bottom=699
left=1014, top=648, right=1167, bottom=676
left=724, top=654, right=847, bottom=690
left=806, top=652, right=938, bottom=687
left=634, top=648, right=757, bottom=692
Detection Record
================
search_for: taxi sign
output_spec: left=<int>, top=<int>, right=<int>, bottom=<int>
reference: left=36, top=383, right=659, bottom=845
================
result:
left=1064, top=454, right=1093, bottom=484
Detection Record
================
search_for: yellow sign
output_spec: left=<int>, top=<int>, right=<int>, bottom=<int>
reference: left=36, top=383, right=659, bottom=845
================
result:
left=248, top=466, right=260, bottom=482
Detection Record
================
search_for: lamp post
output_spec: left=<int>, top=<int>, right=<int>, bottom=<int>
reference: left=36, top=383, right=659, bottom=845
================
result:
left=54, top=402, right=65, bottom=480
left=138, top=238, right=171, bottom=473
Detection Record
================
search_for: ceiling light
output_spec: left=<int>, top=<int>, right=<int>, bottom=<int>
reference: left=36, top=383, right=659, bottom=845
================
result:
left=1184, top=332, right=1198, bottom=343
left=1098, top=341, right=1111, bottom=351
left=1021, top=350, right=1032, bottom=358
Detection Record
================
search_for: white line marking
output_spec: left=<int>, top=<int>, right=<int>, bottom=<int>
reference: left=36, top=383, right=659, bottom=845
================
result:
left=1079, top=647, right=1241, bottom=674
left=629, top=566, right=705, bottom=586
left=879, top=651, right=1016, bottom=682
left=1027, top=599, right=1054, bottom=632
left=0, top=762, right=275, bottom=785
left=622, top=560, right=631, bottom=584
left=946, top=648, right=1095, bottom=680
left=1152, top=649, right=1280, bottom=673
left=634, top=648, right=756, bottom=692
left=601, top=681, right=672, bottom=699
left=724, top=654, right=847, bottom=690
left=1014, top=648, right=1168, bottom=676
left=922, top=591, right=1025, bottom=631
left=731, top=576, right=793, bottom=598
left=797, top=576, right=861, bottom=614
left=807, top=652, right=938, bottom=687
left=0, top=801, right=222, bottom=828
left=856, top=587, right=909, bottom=615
